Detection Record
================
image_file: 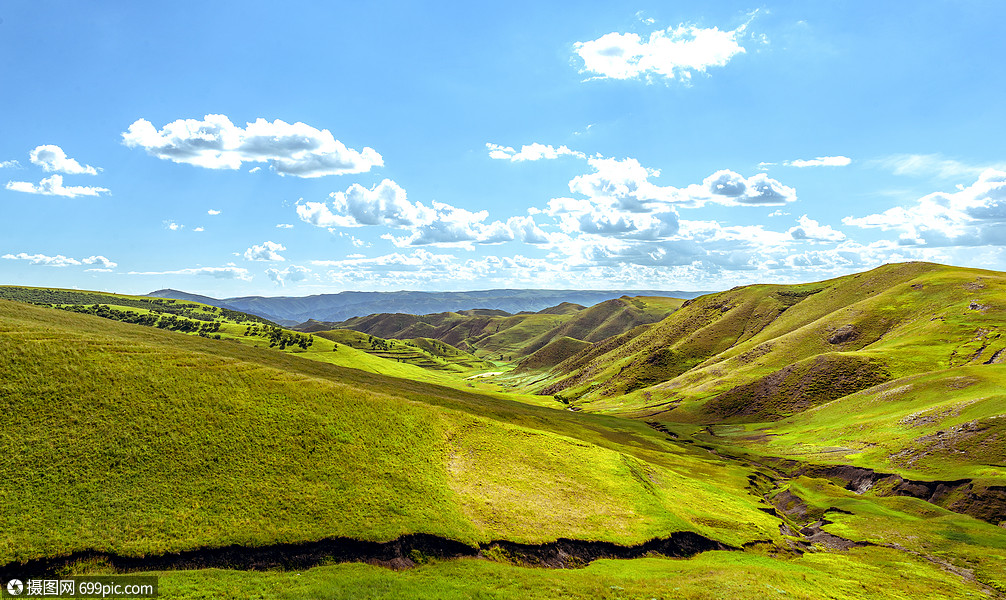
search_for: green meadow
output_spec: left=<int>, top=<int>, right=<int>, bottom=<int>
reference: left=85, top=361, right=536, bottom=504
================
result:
left=2, top=262, right=1006, bottom=598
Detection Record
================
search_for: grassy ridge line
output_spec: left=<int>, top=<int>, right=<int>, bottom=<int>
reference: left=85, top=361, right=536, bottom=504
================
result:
left=0, top=285, right=501, bottom=383
left=556, top=263, right=1006, bottom=421
left=0, top=299, right=779, bottom=565
left=0, top=285, right=274, bottom=325
left=324, top=296, right=683, bottom=367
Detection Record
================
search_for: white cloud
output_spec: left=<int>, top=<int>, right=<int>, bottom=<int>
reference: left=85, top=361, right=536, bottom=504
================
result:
left=127, top=266, right=252, bottom=280
left=265, top=265, right=311, bottom=286
left=2, top=253, right=117, bottom=268
left=165, top=221, right=183, bottom=231
left=29, top=145, right=100, bottom=175
left=788, top=215, right=846, bottom=242
left=297, top=179, right=521, bottom=248
left=337, top=231, right=370, bottom=247
left=276, top=223, right=294, bottom=229
left=243, top=240, right=286, bottom=261
left=573, top=20, right=750, bottom=82
left=486, top=142, right=585, bottom=162
left=784, top=156, right=851, bottom=168
left=5, top=174, right=109, bottom=198
left=875, top=154, right=1006, bottom=180
left=843, top=169, right=1006, bottom=246
left=686, top=170, right=797, bottom=206
left=0, top=160, right=22, bottom=169
left=122, top=114, right=383, bottom=178
left=566, top=158, right=797, bottom=210
left=193, top=227, right=205, bottom=232
left=768, top=210, right=790, bottom=217
left=299, top=179, right=430, bottom=228
left=207, top=209, right=221, bottom=215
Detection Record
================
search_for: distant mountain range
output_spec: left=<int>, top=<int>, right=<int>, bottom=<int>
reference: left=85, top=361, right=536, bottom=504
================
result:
left=146, top=288, right=712, bottom=326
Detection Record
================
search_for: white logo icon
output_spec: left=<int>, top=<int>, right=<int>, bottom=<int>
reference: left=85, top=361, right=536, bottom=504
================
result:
left=6, top=579, right=23, bottom=596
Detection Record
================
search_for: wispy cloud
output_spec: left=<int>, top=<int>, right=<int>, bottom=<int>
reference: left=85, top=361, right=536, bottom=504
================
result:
left=3, top=252, right=116, bottom=269
left=785, top=156, right=851, bottom=168
left=5, top=174, right=109, bottom=198
left=127, top=266, right=252, bottom=280
left=874, top=153, right=1006, bottom=180
left=486, top=142, right=585, bottom=162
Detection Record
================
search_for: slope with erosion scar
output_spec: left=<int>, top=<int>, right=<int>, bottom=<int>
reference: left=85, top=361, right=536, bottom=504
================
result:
left=542, top=262, right=1006, bottom=423
left=0, top=298, right=780, bottom=569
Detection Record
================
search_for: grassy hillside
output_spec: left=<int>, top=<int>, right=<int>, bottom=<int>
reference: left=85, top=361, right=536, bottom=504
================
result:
left=314, top=295, right=682, bottom=370
left=313, top=329, right=492, bottom=372
left=705, top=364, right=1006, bottom=481
left=539, top=262, right=1006, bottom=424
left=513, top=296, right=684, bottom=371
left=5, top=268, right=1006, bottom=599
left=0, top=298, right=781, bottom=567
left=309, top=309, right=579, bottom=359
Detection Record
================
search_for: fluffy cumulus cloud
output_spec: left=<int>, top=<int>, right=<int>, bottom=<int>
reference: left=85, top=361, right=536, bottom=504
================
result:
left=5, top=174, right=109, bottom=198
left=687, top=170, right=797, bottom=206
left=843, top=169, right=1006, bottom=246
left=29, top=145, right=100, bottom=175
left=574, top=21, right=749, bottom=82
left=297, top=179, right=541, bottom=248
left=122, top=114, right=383, bottom=178
left=0, top=160, right=21, bottom=169
left=486, top=143, right=585, bottom=162
left=266, top=265, right=311, bottom=286
left=243, top=241, right=286, bottom=261
left=2, top=253, right=117, bottom=269
left=784, top=156, right=851, bottom=168
left=788, top=215, right=846, bottom=242
left=299, top=179, right=430, bottom=229
left=559, top=157, right=796, bottom=214
left=127, top=266, right=252, bottom=280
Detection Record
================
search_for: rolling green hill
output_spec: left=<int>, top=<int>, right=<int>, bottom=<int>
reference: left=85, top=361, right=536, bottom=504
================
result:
left=536, top=262, right=1006, bottom=422
left=310, top=295, right=682, bottom=369
left=0, top=298, right=782, bottom=564
left=4, top=268, right=1006, bottom=599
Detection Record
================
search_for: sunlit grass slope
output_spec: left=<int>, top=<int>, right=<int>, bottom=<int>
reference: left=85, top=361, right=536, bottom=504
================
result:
left=152, top=547, right=989, bottom=600
left=309, top=296, right=681, bottom=366
left=544, top=262, right=1006, bottom=423
left=0, top=299, right=779, bottom=566
left=305, top=309, right=576, bottom=360
left=313, top=329, right=491, bottom=372
left=709, top=364, right=1006, bottom=481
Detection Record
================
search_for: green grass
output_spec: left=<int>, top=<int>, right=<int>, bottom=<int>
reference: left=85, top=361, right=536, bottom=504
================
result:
left=548, top=262, right=1006, bottom=425
left=0, top=298, right=779, bottom=566
left=5, top=267, right=1006, bottom=597
left=774, top=476, right=1006, bottom=593
left=151, top=548, right=990, bottom=599
left=704, top=364, right=1006, bottom=481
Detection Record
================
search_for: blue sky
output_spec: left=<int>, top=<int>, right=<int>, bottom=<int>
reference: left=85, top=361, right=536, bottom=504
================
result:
left=2, top=1, right=1005, bottom=296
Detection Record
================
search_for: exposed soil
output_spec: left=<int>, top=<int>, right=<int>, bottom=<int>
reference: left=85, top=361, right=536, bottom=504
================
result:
left=797, top=464, right=1006, bottom=525
left=827, top=324, right=860, bottom=345
left=705, top=354, right=890, bottom=420
left=0, top=532, right=734, bottom=580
